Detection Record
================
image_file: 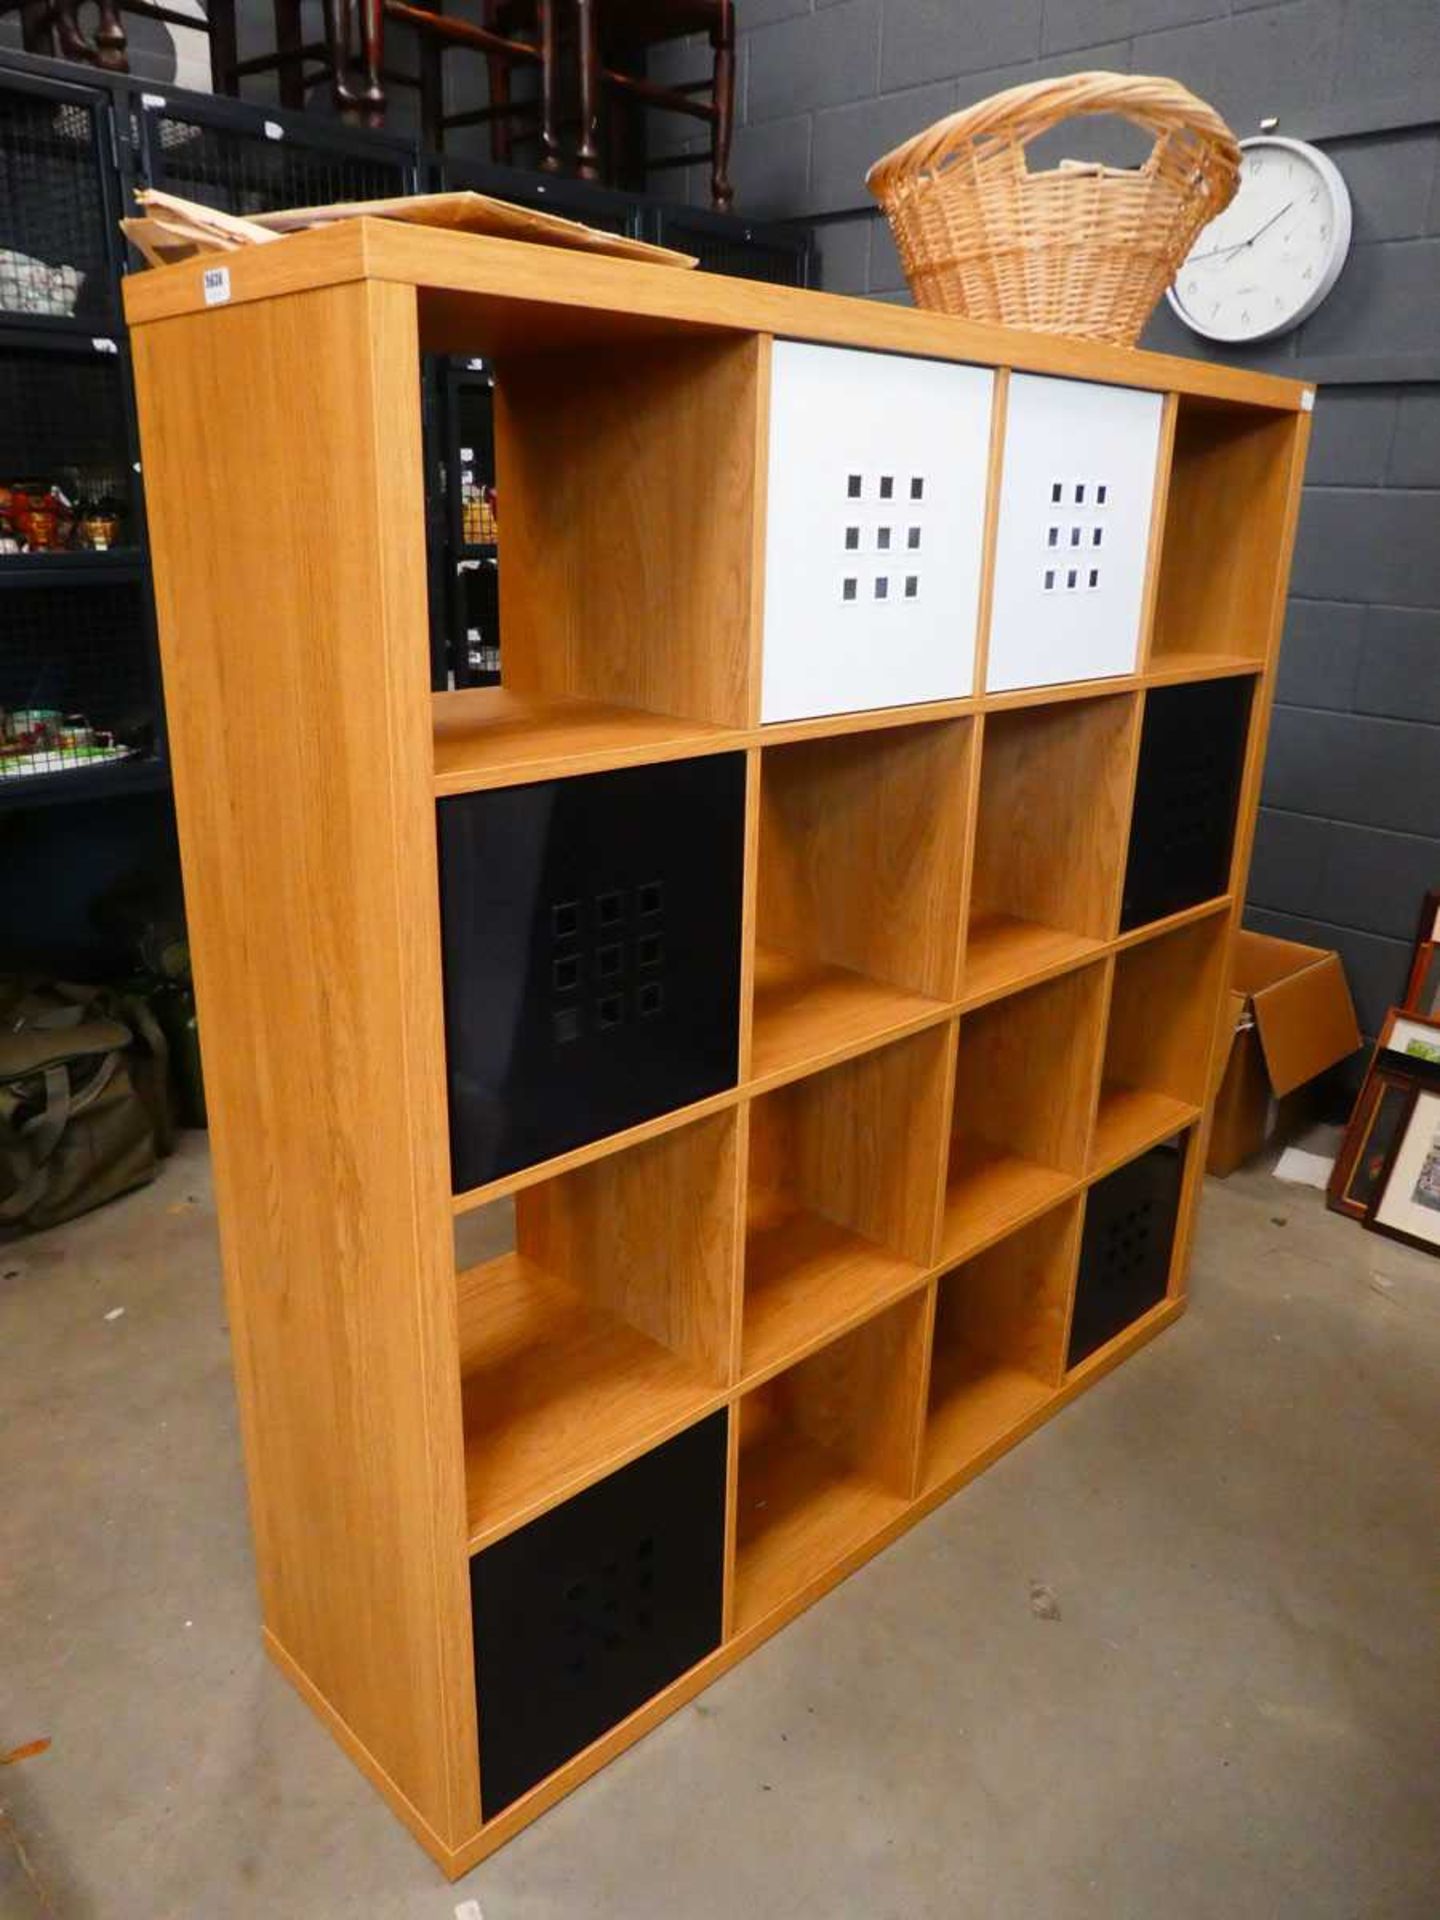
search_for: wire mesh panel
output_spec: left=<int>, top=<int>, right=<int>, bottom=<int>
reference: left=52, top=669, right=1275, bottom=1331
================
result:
left=457, top=559, right=501, bottom=686
left=0, top=79, right=114, bottom=322
left=0, top=342, right=135, bottom=549
left=0, top=578, right=155, bottom=781
left=143, top=106, right=409, bottom=217
left=651, top=208, right=810, bottom=285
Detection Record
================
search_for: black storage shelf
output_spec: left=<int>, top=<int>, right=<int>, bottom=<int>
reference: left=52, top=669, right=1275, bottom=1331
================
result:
left=133, top=85, right=417, bottom=218
left=648, top=204, right=811, bottom=286
left=0, top=44, right=817, bottom=801
left=0, top=326, right=144, bottom=562
left=0, top=564, right=163, bottom=798
left=0, top=65, right=122, bottom=330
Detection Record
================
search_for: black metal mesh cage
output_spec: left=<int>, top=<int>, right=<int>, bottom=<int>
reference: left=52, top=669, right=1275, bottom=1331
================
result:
left=0, top=579, right=154, bottom=781
left=457, top=558, right=501, bottom=686
left=149, top=111, right=408, bottom=218
left=0, top=346, right=134, bottom=539
left=0, top=84, right=112, bottom=321
left=658, top=214, right=808, bottom=286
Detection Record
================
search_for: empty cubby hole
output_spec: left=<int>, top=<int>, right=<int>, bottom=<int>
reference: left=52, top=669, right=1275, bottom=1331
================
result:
left=1093, top=911, right=1229, bottom=1173
left=453, top=1109, right=741, bottom=1550
left=742, top=1025, right=951, bottom=1383
left=944, top=963, right=1107, bottom=1265
left=732, top=1292, right=930, bottom=1633
left=752, top=719, right=973, bottom=1083
left=924, top=1197, right=1080, bottom=1490
left=1120, top=677, right=1252, bottom=932
left=1067, top=1133, right=1187, bottom=1370
left=429, top=333, right=764, bottom=790
left=965, top=693, right=1138, bottom=1001
left=1150, top=398, right=1300, bottom=668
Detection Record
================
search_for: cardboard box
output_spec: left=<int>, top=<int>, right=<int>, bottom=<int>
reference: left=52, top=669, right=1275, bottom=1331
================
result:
left=1207, top=930, right=1361, bottom=1176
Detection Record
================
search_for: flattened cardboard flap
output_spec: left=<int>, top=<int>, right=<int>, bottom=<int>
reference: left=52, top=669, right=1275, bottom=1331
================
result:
left=1233, top=930, right=1360, bottom=1097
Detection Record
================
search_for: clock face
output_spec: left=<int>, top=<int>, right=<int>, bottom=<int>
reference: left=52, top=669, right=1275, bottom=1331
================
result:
left=1167, top=136, right=1352, bottom=343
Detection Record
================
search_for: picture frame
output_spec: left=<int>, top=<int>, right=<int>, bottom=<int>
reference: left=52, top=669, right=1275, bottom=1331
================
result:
left=1402, top=887, right=1440, bottom=1018
left=1326, top=1006, right=1440, bottom=1219
left=1364, top=1086, right=1440, bottom=1257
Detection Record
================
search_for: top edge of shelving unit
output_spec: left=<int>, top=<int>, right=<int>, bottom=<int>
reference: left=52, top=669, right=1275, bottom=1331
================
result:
left=121, top=218, right=1312, bottom=413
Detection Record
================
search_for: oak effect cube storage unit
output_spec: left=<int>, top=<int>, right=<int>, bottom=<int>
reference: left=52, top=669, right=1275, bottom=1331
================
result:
left=124, top=223, right=1311, bottom=1879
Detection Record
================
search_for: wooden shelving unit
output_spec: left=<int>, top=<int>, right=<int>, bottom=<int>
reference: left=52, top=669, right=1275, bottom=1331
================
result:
left=124, top=223, right=1311, bottom=1879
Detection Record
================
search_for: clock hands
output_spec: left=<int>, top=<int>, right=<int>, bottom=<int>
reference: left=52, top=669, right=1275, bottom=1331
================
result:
left=1189, top=198, right=1296, bottom=264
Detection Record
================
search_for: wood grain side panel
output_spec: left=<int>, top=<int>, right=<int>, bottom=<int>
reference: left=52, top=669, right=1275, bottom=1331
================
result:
left=131, top=282, right=479, bottom=1843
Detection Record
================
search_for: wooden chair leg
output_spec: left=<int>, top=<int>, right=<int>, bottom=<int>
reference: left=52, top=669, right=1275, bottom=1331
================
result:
left=487, top=50, right=513, bottom=165
left=93, top=0, right=129, bottom=70
left=418, top=20, right=445, bottom=149
left=710, top=11, right=734, bottom=209
left=355, top=0, right=385, bottom=112
left=208, top=0, right=240, bottom=94
left=536, top=0, right=560, bottom=173
left=276, top=0, right=307, bottom=108
left=575, top=0, right=601, bottom=181
left=19, top=0, right=58, bottom=59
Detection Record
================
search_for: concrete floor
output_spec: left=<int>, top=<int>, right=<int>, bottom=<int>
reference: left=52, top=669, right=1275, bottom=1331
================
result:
left=3, top=1136, right=1440, bottom=1920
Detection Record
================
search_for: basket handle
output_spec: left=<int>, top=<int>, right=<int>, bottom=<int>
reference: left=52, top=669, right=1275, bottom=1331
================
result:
left=866, top=71, right=1239, bottom=195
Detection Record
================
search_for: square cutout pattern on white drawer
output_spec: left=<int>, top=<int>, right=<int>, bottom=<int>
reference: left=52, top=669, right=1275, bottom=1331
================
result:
left=762, top=342, right=994, bottom=724
left=987, top=375, right=1163, bottom=693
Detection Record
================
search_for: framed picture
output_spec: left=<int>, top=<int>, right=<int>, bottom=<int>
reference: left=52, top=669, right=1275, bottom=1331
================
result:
left=1328, top=1070, right=1415, bottom=1219
left=1327, top=1007, right=1440, bottom=1219
left=1403, top=888, right=1440, bottom=1017
left=1383, top=1012, right=1440, bottom=1069
left=1365, top=1087, right=1440, bottom=1256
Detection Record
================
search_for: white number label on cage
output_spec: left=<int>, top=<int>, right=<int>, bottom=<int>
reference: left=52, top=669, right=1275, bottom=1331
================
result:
left=986, top=374, right=1163, bottom=692
left=761, top=341, right=994, bottom=723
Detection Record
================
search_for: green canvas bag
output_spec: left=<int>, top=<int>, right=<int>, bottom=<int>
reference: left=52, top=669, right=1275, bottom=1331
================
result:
left=0, top=979, right=173, bottom=1233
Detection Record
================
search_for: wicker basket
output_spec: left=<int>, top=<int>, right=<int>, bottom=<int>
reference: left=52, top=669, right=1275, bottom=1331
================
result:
left=865, top=72, right=1240, bottom=346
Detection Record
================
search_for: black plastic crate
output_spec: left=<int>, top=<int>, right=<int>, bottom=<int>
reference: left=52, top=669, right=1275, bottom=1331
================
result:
left=0, top=73, right=116, bottom=323
left=438, top=753, right=746, bottom=1190
left=137, top=93, right=412, bottom=218
left=649, top=206, right=810, bottom=286
left=1120, top=677, right=1252, bottom=932
left=1067, top=1137, right=1185, bottom=1369
left=0, top=335, right=137, bottom=551
left=0, top=574, right=157, bottom=783
left=470, top=1411, right=727, bottom=1817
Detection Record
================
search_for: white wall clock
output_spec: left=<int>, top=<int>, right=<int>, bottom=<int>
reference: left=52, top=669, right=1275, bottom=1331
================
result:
left=1166, top=135, right=1352, bottom=343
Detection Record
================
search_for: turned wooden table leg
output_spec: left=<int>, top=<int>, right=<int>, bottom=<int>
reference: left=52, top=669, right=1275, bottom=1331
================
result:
left=355, top=0, right=386, bottom=114
left=710, top=1, right=734, bottom=209
left=575, top=0, right=601, bottom=181
left=537, top=0, right=560, bottom=173
left=208, top=0, right=240, bottom=93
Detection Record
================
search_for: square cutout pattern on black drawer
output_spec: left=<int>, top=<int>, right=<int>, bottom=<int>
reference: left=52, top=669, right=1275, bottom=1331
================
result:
left=1067, top=1139, right=1185, bottom=1369
left=1120, top=679, right=1252, bottom=931
left=470, top=1412, right=728, bottom=1817
left=438, top=755, right=746, bottom=1190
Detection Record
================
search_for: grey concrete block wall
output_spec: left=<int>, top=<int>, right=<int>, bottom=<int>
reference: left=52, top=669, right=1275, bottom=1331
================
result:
left=720, top=0, right=1440, bottom=1045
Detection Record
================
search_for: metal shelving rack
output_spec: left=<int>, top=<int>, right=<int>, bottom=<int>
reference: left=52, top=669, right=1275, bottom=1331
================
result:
left=0, top=45, right=813, bottom=795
